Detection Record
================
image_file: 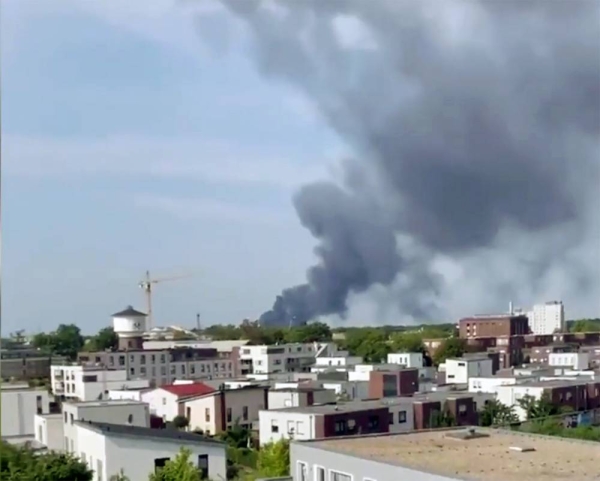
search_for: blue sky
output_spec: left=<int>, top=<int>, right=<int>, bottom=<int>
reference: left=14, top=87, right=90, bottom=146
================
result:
left=2, top=0, right=345, bottom=334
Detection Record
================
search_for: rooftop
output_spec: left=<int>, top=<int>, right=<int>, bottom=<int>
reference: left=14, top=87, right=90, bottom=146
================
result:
left=66, top=399, right=147, bottom=408
left=268, top=397, right=413, bottom=414
left=307, top=427, right=600, bottom=481
left=160, top=382, right=215, bottom=398
left=75, top=421, right=224, bottom=446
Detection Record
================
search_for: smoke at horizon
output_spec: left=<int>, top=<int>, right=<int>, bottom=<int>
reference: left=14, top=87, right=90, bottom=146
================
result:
left=206, top=0, right=600, bottom=326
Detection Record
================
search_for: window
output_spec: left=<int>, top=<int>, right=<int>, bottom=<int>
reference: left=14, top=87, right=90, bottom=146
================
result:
left=214, top=363, right=219, bottom=371
left=151, top=366, right=156, bottom=377
left=271, top=420, right=279, bottom=433
left=296, top=421, right=305, bottom=435
left=82, top=375, right=98, bottom=382
left=297, top=462, right=308, bottom=481
left=197, top=454, right=209, bottom=479
left=140, top=366, right=146, bottom=376
left=205, top=408, right=210, bottom=422
left=80, top=452, right=86, bottom=463
left=330, top=471, right=352, bottom=481
left=242, top=406, right=248, bottom=421
left=382, top=374, right=398, bottom=397
left=151, top=354, right=156, bottom=363
left=119, top=356, right=125, bottom=366
left=368, top=415, right=380, bottom=430
left=154, top=458, right=170, bottom=472
left=162, top=398, right=167, bottom=406
left=38, top=425, right=43, bottom=443
left=459, top=404, right=468, bottom=416
left=109, top=357, right=115, bottom=366
left=170, top=365, right=176, bottom=375
left=65, top=436, right=69, bottom=451
left=128, top=414, right=133, bottom=424
left=334, top=420, right=346, bottom=434
left=130, top=368, right=135, bottom=376
left=227, top=408, right=232, bottom=423
left=187, top=407, right=191, bottom=419
left=315, top=466, right=326, bottom=481
left=140, top=354, right=146, bottom=364
left=191, top=364, right=196, bottom=375
left=181, top=364, right=186, bottom=375
left=70, top=413, right=74, bottom=425
left=161, top=366, right=167, bottom=376
left=398, top=411, right=407, bottom=423
left=200, top=364, right=206, bottom=373
left=64, top=412, right=68, bottom=423
left=130, top=355, right=135, bottom=363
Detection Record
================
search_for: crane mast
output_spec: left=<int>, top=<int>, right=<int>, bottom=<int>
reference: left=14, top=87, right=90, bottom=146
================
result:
left=138, top=270, right=191, bottom=330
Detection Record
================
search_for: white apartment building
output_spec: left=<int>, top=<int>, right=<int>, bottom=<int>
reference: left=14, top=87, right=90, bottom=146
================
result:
left=348, top=363, right=405, bottom=382
left=527, top=301, right=565, bottom=335
left=239, top=342, right=338, bottom=375
left=468, top=376, right=518, bottom=393
left=75, top=421, right=227, bottom=481
left=311, top=354, right=363, bottom=373
left=1, top=384, right=52, bottom=440
left=60, top=400, right=150, bottom=454
left=387, top=352, right=424, bottom=368
left=34, top=413, right=63, bottom=451
left=51, top=365, right=150, bottom=401
left=495, top=384, right=546, bottom=420
left=141, top=383, right=215, bottom=422
left=259, top=399, right=415, bottom=446
left=444, top=357, right=493, bottom=384
left=548, top=352, right=590, bottom=370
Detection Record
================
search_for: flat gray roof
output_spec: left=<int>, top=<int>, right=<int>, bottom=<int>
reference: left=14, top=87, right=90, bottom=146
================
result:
left=66, top=399, right=146, bottom=408
left=306, top=427, right=599, bottom=481
left=268, top=397, right=414, bottom=414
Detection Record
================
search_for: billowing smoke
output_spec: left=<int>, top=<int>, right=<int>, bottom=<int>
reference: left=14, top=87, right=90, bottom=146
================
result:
left=214, top=0, right=600, bottom=326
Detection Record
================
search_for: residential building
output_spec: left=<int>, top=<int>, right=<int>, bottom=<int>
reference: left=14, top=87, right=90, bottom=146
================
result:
left=495, top=379, right=600, bottom=420
left=289, top=427, right=600, bottom=481
left=468, top=375, right=519, bottom=393
left=459, top=314, right=529, bottom=339
left=275, top=379, right=370, bottom=401
left=1, top=349, right=67, bottom=381
left=548, top=352, right=590, bottom=370
left=348, top=364, right=407, bottom=382
left=268, top=387, right=337, bottom=409
left=75, top=421, right=226, bottom=481
left=181, top=385, right=269, bottom=435
left=107, top=387, right=150, bottom=402
left=33, top=414, right=63, bottom=451
left=141, top=383, right=215, bottom=422
left=61, top=400, right=150, bottom=454
left=444, top=357, right=493, bottom=384
left=259, top=398, right=414, bottom=446
left=411, top=392, right=480, bottom=429
left=51, top=365, right=150, bottom=401
left=527, top=301, right=565, bottom=335
left=1, top=384, right=52, bottom=441
left=311, top=353, right=363, bottom=373
left=386, top=352, right=423, bottom=368
left=239, top=342, right=337, bottom=375
left=368, top=368, right=419, bottom=398
left=529, top=344, right=574, bottom=364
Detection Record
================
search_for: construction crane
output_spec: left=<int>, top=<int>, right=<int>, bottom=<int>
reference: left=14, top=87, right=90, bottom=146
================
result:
left=138, top=271, right=191, bottom=330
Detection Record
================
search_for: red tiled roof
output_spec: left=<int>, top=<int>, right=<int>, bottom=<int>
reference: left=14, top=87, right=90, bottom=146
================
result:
left=160, top=382, right=215, bottom=398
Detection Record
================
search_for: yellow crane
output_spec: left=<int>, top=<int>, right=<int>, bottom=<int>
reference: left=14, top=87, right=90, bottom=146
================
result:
left=138, top=271, right=191, bottom=329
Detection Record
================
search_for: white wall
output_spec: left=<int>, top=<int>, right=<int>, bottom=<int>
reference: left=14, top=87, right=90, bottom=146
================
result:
left=1, top=386, right=51, bottom=438
left=548, top=352, right=590, bottom=370
left=528, top=302, right=565, bottom=335
left=141, top=388, right=180, bottom=421
left=445, top=358, right=493, bottom=384
left=386, top=402, right=415, bottom=433
left=34, top=414, right=64, bottom=451
left=259, top=410, right=315, bottom=445
left=494, top=385, right=545, bottom=421
left=99, top=430, right=227, bottom=481
left=387, top=353, right=424, bottom=369
left=184, top=396, right=216, bottom=434
left=321, top=381, right=369, bottom=400
left=107, top=390, right=144, bottom=401
left=468, top=377, right=517, bottom=393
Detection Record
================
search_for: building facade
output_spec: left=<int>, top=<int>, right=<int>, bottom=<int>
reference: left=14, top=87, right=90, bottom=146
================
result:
left=239, top=343, right=337, bottom=375
left=1, top=349, right=68, bottom=381
left=75, top=421, right=227, bottom=481
left=387, top=352, right=424, bottom=368
left=51, top=365, right=150, bottom=401
left=444, top=357, right=493, bottom=384
left=1, top=384, right=52, bottom=440
left=527, top=301, right=565, bottom=335
left=459, top=315, right=529, bottom=339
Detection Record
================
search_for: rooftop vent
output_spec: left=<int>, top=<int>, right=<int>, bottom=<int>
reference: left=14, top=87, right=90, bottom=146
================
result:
left=509, top=446, right=536, bottom=453
left=445, top=428, right=490, bottom=441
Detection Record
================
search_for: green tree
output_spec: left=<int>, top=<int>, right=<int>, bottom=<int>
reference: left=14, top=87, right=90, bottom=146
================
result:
left=83, top=327, right=119, bottom=352
left=203, top=324, right=241, bottom=341
left=0, top=442, right=92, bottom=481
left=256, top=439, right=290, bottom=478
left=172, top=415, right=190, bottom=430
left=344, top=329, right=391, bottom=362
left=149, top=448, right=201, bottom=481
left=285, top=322, right=332, bottom=343
left=432, top=337, right=466, bottom=366
left=478, top=400, right=519, bottom=427
left=390, top=332, right=425, bottom=353
left=33, top=324, right=84, bottom=360
left=217, top=422, right=251, bottom=448
left=517, top=393, right=557, bottom=421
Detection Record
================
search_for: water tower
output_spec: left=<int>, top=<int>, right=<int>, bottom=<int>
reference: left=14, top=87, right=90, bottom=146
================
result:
left=112, top=306, right=147, bottom=350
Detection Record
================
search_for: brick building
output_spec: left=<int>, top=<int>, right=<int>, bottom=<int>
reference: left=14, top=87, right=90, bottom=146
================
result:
left=368, top=368, right=419, bottom=398
left=459, top=315, right=529, bottom=339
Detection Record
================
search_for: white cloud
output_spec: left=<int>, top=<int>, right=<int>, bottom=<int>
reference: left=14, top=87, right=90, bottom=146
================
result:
left=332, top=15, right=378, bottom=51
left=4, top=134, right=329, bottom=190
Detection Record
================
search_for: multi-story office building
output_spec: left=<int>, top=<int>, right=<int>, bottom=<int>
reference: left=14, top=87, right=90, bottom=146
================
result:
left=459, top=314, right=529, bottom=339
left=527, top=301, right=565, bottom=335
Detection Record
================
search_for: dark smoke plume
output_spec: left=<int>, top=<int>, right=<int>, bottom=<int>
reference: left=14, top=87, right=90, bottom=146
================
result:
left=215, top=0, right=600, bottom=326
